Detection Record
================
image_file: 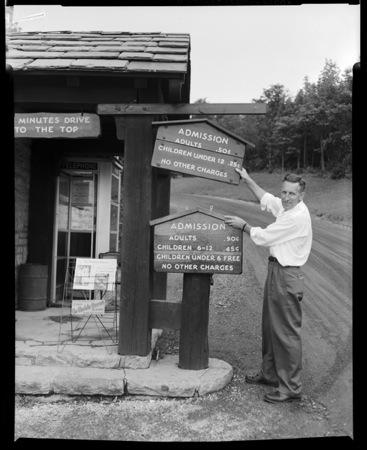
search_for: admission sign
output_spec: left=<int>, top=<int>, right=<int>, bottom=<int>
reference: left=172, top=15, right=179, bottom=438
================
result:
left=150, top=209, right=243, bottom=274
left=14, top=113, right=101, bottom=138
left=151, top=119, right=253, bottom=185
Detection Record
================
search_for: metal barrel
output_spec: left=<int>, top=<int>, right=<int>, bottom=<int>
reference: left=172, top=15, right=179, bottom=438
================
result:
left=18, top=264, right=48, bottom=311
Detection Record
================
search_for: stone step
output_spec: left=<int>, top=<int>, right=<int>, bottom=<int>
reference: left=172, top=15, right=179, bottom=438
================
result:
left=16, top=356, right=233, bottom=397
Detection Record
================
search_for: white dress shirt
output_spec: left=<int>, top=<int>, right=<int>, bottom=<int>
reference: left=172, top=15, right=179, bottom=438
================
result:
left=250, top=192, right=313, bottom=267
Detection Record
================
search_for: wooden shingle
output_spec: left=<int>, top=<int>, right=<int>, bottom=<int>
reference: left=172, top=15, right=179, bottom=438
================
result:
left=126, top=61, right=187, bottom=73
left=70, top=59, right=129, bottom=69
left=26, top=59, right=76, bottom=69
left=6, top=58, right=33, bottom=69
left=118, top=45, right=147, bottom=52
left=158, top=41, right=188, bottom=48
left=147, top=46, right=188, bottom=54
left=9, top=45, right=52, bottom=52
left=152, top=54, right=187, bottom=62
left=7, top=50, right=65, bottom=59
left=49, top=46, right=96, bottom=52
left=118, top=52, right=154, bottom=61
left=62, top=51, right=120, bottom=59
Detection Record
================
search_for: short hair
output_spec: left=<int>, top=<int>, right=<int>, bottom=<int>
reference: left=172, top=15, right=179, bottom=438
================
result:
left=283, top=173, right=306, bottom=192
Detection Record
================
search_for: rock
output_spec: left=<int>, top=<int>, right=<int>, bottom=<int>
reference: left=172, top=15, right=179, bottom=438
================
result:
left=52, top=367, right=125, bottom=396
left=125, top=355, right=233, bottom=397
left=197, top=358, right=233, bottom=395
left=16, top=365, right=126, bottom=396
left=16, top=366, right=56, bottom=394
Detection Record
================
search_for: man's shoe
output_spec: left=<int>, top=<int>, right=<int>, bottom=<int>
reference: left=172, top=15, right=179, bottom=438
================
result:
left=245, top=372, right=278, bottom=387
left=264, top=390, right=302, bottom=403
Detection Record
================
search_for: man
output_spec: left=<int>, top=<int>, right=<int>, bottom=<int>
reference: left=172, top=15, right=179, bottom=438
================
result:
left=224, top=167, right=312, bottom=403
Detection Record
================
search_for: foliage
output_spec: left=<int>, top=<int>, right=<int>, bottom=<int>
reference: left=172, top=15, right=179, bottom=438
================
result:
left=195, top=59, right=353, bottom=178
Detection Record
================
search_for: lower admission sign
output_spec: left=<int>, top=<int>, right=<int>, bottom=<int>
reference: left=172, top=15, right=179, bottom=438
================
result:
left=150, top=209, right=243, bottom=274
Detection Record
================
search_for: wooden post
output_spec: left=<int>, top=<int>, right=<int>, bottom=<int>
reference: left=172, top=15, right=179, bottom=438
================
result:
left=118, top=116, right=152, bottom=356
left=178, top=273, right=211, bottom=370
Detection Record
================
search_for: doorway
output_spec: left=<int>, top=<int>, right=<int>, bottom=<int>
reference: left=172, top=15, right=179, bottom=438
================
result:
left=53, top=169, right=98, bottom=301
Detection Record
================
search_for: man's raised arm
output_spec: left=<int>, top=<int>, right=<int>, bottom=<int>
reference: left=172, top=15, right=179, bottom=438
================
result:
left=236, top=167, right=266, bottom=203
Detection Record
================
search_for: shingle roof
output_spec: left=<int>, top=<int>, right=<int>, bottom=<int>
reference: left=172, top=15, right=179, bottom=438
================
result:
left=6, top=31, right=190, bottom=74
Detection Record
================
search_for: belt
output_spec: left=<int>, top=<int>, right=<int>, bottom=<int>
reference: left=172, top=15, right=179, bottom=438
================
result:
left=268, top=256, right=299, bottom=268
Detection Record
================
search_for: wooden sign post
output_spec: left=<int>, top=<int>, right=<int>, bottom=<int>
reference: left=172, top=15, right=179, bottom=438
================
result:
left=180, top=273, right=211, bottom=370
left=151, top=209, right=242, bottom=369
left=152, top=119, right=252, bottom=184
left=97, top=103, right=266, bottom=361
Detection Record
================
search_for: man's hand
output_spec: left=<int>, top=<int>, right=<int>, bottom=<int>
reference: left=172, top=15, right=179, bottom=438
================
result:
left=235, top=167, right=266, bottom=202
left=235, top=167, right=250, bottom=181
left=224, top=215, right=246, bottom=230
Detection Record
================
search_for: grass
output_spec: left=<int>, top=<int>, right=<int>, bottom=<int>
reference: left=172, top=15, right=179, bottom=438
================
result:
left=171, top=171, right=352, bottom=226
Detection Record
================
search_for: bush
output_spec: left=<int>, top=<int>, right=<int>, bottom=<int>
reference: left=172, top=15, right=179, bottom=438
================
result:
left=330, top=164, right=346, bottom=179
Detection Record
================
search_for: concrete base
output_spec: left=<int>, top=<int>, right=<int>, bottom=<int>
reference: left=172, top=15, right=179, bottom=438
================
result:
left=16, top=355, right=233, bottom=397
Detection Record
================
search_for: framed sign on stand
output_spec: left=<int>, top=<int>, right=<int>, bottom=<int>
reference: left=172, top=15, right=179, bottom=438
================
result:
left=57, top=256, right=119, bottom=351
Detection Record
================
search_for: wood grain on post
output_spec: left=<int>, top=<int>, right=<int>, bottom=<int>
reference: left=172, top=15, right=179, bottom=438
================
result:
left=179, top=273, right=211, bottom=370
left=118, top=116, right=152, bottom=356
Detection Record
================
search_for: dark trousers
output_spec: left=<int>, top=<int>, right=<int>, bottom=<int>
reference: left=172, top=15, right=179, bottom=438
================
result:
left=261, top=259, right=304, bottom=395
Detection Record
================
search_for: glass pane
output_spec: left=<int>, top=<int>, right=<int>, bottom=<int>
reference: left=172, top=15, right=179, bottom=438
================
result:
left=59, top=176, right=70, bottom=204
left=58, top=203, right=69, bottom=229
left=111, top=175, right=119, bottom=203
left=70, top=232, right=92, bottom=257
left=112, top=165, right=120, bottom=177
left=55, top=284, right=64, bottom=302
left=71, top=178, right=94, bottom=205
left=110, top=204, right=118, bottom=231
left=56, top=257, right=67, bottom=286
left=57, top=231, right=68, bottom=257
left=71, top=205, right=94, bottom=230
left=109, top=233, right=117, bottom=252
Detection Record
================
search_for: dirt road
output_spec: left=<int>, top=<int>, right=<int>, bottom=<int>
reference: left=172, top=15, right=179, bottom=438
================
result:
left=171, top=192, right=353, bottom=435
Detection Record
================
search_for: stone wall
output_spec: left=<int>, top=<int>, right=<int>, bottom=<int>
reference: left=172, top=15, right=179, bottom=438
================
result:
left=15, top=139, right=31, bottom=306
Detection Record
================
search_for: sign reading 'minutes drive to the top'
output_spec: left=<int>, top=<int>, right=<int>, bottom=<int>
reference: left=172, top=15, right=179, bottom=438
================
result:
left=151, top=119, right=253, bottom=185
left=14, top=113, right=101, bottom=138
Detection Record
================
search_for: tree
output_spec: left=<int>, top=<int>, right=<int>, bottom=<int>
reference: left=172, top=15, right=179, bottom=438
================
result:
left=293, top=77, right=318, bottom=170
left=307, top=59, right=352, bottom=173
left=253, top=84, right=291, bottom=172
left=192, top=60, right=352, bottom=177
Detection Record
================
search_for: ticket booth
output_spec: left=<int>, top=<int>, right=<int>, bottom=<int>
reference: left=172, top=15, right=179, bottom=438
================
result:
left=51, top=157, right=122, bottom=302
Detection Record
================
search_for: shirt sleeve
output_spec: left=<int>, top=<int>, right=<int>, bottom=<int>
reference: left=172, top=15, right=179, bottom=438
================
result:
left=250, top=211, right=307, bottom=247
left=260, top=192, right=283, bottom=217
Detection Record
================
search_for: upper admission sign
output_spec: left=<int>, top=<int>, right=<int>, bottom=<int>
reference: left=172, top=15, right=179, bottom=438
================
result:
left=151, top=119, right=254, bottom=185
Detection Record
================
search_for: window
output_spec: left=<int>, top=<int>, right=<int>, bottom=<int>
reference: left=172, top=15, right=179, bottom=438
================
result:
left=109, top=168, right=121, bottom=252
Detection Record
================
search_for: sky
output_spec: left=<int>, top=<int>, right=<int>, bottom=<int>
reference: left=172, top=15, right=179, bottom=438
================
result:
left=11, top=4, right=360, bottom=103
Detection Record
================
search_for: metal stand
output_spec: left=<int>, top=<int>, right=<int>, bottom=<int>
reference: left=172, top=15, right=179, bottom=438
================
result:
left=57, top=257, right=119, bottom=351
